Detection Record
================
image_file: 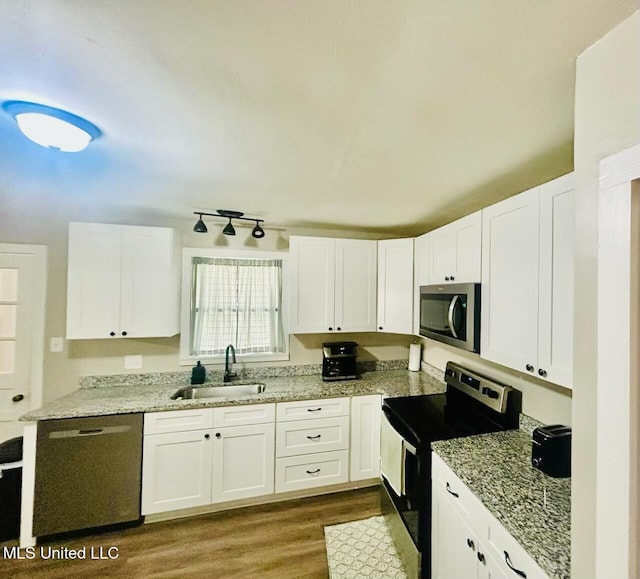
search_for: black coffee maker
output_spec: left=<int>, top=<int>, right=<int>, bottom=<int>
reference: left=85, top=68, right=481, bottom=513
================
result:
left=322, top=341, right=358, bottom=381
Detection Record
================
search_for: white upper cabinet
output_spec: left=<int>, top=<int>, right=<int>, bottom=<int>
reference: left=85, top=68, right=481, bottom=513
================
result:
left=289, top=236, right=377, bottom=333
left=377, top=238, right=414, bottom=334
left=428, top=211, right=482, bottom=284
left=413, top=232, right=430, bottom=335
left=67, top=222, right=181, bottom=339
left=481, top=173, right=574, bottom=388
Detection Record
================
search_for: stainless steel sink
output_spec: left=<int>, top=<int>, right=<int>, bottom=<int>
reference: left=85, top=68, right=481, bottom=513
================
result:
left=171, top=383, right=266, bottom=400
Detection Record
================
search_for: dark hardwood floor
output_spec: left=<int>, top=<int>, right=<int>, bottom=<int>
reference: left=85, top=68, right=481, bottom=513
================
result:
left=1, top=486, right=381, bottom=578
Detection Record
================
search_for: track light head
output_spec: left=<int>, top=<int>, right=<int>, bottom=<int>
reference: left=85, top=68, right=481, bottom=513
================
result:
left=222, top=219, right=236, bottom=236
left=251, top=221, right=265, bottom=239
left=193, top=215, right=208, bottom=233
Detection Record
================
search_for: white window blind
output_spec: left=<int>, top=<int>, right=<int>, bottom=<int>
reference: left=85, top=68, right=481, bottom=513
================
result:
left=190, top=257, right=285, bottom=356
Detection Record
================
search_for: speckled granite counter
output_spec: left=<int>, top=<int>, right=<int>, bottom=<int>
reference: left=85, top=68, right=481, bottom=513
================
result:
left=432, top=430, right=571, bottom=579
left=21, top=369, right=445, bottom=421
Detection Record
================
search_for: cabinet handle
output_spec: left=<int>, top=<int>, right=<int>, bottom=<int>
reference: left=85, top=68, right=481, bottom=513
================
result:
left=466, top=538, right=475, bottom=550
left=477, top=552, right=486, bottom=564
left=12, top=394, right=24, bottom=403
left=379, top=326, right=383, bottom=330
left=204, top=434, right=210, bottom=440
left=121, top=331, right=128, bottom=336
left=336, top=327, right=341, bottom=331
left=306, top=469, right=321, bottom=475
left=445, top=276, right=450, bottom=281
left=109, top=331, right=116, bottom=337
left=307, top=408, right=322, bottom=413
left=504, top=551, right=527, bottom=578
left=215, top=433, right=221, bottom=438
left=525, top=364, right=534, bottom=372
left=450, top=275, right=455, bottom=281
left=306, top=434, right=321, bottom=441
left=328, top=327, right=333, bottom=331
left=538, top=368, right=547, bottom=378
left=445, top=482, right=459, bottom=498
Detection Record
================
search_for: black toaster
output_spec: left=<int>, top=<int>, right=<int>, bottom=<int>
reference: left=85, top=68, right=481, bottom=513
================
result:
left=531, top=424, right=572, bottom=478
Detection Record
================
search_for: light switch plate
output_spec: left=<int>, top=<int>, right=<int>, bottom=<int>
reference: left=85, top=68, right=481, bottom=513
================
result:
left=49, top=337, right=64, bottom=353
left=124, top=355, right=143, bottom=369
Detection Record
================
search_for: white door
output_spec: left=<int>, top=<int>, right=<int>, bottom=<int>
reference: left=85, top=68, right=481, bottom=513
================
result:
left=0, top=245, right=46, bottom=443
left=349, top=395, right=381, bottom=481
left=66, top=223, right=122, bottom=339
left=211, top=423, right=275, bottom=503
left=430, top=227, right=457, bottom=284
left=432, top=487, right=480, bottom=579
left=537, top=174, right=575, bottom=388
left=141, top=429, right=213, bottom=514
left=377, top=239, right=414, bottom=334
left=289, top=236, right=335, bottom=333
left=334, top=239, right=377, bottom=332
left=481, top=188, right=540, bottom=375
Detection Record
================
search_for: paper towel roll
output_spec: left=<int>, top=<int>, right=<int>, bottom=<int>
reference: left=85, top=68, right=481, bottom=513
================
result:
left=408, top=343, right=422, bottom=372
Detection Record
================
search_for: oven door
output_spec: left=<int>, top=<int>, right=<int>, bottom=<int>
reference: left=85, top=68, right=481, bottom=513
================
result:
left=419, top=283, right=480, bottom=353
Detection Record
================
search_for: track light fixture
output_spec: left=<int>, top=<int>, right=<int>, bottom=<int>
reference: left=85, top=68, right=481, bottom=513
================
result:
left=193, top=210, right=266, bottom=238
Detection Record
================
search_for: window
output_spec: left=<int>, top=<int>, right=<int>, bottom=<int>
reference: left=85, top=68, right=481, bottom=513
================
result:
left=180, top=249, right=288, bottom=363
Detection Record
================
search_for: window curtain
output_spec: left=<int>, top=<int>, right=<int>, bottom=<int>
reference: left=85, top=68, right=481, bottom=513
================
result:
left=191, top=257, right=284, bottom=356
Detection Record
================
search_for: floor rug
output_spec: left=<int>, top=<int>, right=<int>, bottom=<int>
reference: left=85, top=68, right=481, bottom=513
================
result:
left=324, top=515, right=408, bottom=578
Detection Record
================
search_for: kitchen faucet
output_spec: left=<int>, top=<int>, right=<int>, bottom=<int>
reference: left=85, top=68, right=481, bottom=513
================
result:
left=224, top=344, right=237, bottom=382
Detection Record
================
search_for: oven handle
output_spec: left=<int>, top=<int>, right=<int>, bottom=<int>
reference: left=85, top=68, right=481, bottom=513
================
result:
left=403, top=440, right=417, bottom=456
left=448, top=295, right=460, bottom=339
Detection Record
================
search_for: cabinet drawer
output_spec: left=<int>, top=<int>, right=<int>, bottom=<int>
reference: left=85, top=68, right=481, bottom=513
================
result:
left=276, top=416, right=349, bottom=457
left=432, top=453, right=486, bottom=527
left=275, top=450, right=349, bottom=493
left=276, top=397, right=349, bottom=422
left=486, top=513, right=549, bottom=579
left=212, top=403, right=275, bottom=427
left=144, top=408, right=214, bottom=435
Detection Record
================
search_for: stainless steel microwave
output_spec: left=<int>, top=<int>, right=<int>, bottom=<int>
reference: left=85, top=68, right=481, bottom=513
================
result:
left=419, top=283, right=481, bottom=353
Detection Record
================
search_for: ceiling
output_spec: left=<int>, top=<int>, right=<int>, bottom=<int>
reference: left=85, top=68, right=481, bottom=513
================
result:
left=0, top=0, right=638, bottom=235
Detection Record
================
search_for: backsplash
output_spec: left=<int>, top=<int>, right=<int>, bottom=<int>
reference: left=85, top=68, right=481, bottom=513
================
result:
left=79, top=358, right=413, bottom=389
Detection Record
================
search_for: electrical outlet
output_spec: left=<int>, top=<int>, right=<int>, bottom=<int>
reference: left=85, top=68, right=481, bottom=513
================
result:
left=124, top=355, right=143, bottom=370
left=49, top=337, right=64, bottom=353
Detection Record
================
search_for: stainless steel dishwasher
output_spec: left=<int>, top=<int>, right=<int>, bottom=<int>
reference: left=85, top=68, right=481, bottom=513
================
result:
left=33, top=413, right=143, bottom=536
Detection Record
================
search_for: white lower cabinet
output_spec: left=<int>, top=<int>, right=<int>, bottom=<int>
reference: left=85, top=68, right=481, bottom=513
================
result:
left=432, top=453, right=549, bottom=579
left=142, top=404, right=275, bottom=515
left=142, top=428, right=213, bottom=514
left=275, top=450, right=349, bottom=493
left=350, top=394, right=381, bottom=481
left=211, top=423, right=275, bottom=503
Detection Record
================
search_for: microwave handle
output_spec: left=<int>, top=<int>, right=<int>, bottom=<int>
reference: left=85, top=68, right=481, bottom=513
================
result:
left=448, top=295, right=460, bottom=339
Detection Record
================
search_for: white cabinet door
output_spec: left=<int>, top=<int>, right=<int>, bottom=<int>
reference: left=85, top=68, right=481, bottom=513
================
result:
left=377, top=238, right=414, bottom=334
left=289, top=236, right=335, bottom=333
left=429, top=211, right=481, bottom=284
left=413, top=232, right=430, bottom=335
left=276, top=416, right=349, bottom=458
left=211, top=423, right=275, bottom=503
left=537, top=174, right=575, bottom=388
left=432, top=486, right=480, bottom=579
left=66, top=223, right=122, bottom=339
left=349, top=395, right=381, bottom=481
left=120, top=226, right=181, bottom=338
left=67, top=222, right=181, bottom=340
left=335, top=239, right=377, bottom=332
left=481, top=188, right=540, bottom=374
left=141, top=429, right=213, bottom=515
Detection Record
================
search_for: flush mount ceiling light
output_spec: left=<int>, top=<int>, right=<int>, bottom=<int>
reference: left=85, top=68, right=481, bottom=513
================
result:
left=193, top=210, right=266, bottom=238
left=2, top=100, right=101, bottom=152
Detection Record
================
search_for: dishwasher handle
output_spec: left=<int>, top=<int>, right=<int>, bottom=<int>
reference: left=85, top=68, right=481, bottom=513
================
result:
left=49, top=425, right=132, bottom=439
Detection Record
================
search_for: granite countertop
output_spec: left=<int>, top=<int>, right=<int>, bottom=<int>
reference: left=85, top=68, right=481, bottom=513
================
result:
left=432, top=430, right=571, bottom=579
left=21, top=368, right=445, bottom=421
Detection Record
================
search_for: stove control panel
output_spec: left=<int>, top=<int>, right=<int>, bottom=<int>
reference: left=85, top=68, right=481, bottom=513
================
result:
left=445, top=362, right=513, bottom=414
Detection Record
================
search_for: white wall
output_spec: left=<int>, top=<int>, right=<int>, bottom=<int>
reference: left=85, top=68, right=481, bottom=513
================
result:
left=573, top=10, right=640, bottom=579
